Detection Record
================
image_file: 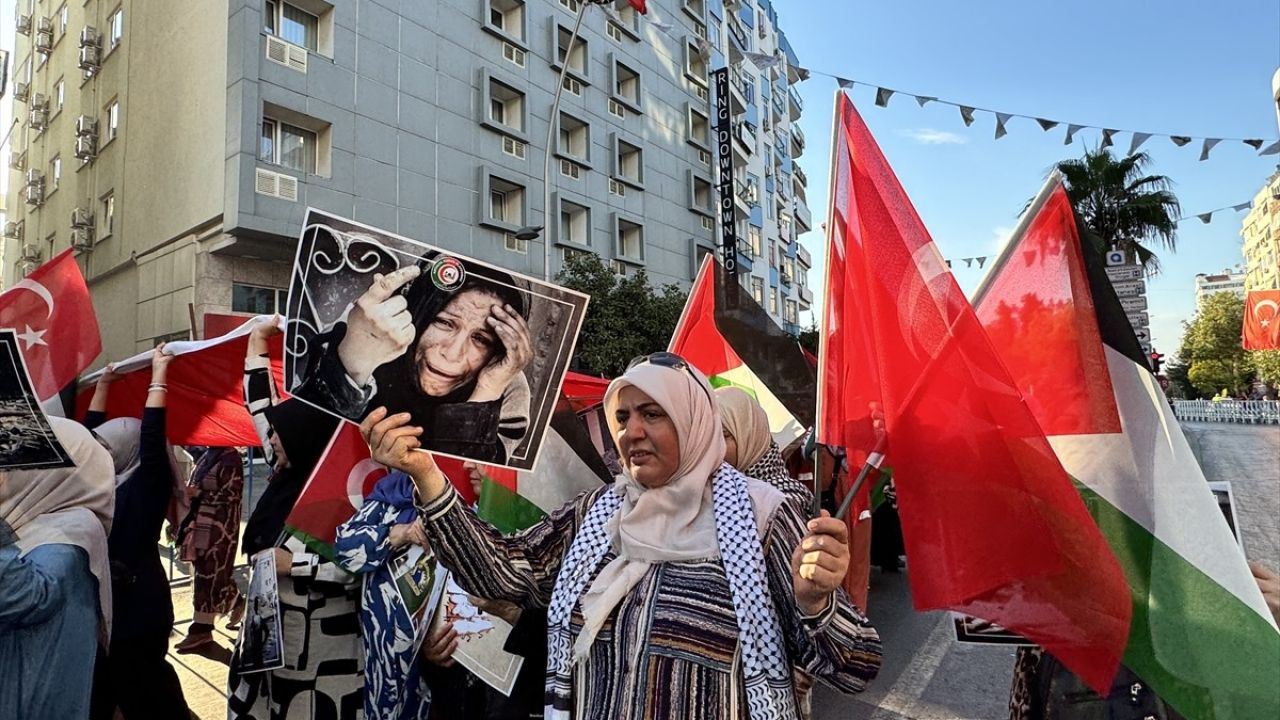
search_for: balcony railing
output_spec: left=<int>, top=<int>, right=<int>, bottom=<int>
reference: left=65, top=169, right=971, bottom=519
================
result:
left=794, top=164, right=808, bottom=187
left=797, top=244, right=812, bottom=268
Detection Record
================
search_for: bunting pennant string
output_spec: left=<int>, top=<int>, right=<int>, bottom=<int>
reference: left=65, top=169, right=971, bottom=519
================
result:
left=1174, top=202, right=1255, bottom=225
left=784, top=71, right=1279, bottom=159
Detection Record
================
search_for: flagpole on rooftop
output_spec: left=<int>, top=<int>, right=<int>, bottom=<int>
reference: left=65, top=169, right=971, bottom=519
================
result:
left=971, top=170, right=1065, bottom=307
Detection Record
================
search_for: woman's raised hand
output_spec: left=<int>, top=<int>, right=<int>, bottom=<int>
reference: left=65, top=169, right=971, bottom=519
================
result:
left=791, top=510, right=851, bottom=616
left=251, top=313, right=284, bottom=339
left=360, top=407, right=446, bottom=500
left=338, top=265, right=421, bottom=386
left=471, top=303, right=532, bottom=403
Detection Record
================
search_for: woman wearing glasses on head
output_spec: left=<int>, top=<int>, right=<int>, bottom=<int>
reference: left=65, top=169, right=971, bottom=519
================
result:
left=361, top=351, right=882, bottom=720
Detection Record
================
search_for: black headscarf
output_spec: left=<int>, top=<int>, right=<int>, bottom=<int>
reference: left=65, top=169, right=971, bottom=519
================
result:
left=242, top=399, right=340, bottom=557
left=368, top=253, right=529, bottom=418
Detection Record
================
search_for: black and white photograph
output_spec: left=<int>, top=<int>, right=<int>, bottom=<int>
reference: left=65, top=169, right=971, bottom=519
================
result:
left=283, top=209, right=589, bottom=472
left=0, top=329, right=73, bottom=471
left=952, top=614, right=1032, bottom=646
left=237, top=549, right=285, bottom=674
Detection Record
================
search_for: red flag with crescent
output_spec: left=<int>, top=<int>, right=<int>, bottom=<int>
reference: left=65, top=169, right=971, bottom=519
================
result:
left=0, top=249, right=101, bottom=400
left=1243, top=289, right=1280, bottom=350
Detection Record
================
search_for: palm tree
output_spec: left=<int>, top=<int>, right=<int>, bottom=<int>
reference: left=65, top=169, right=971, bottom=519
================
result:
left=1053, top=148, right=1181, bottom=274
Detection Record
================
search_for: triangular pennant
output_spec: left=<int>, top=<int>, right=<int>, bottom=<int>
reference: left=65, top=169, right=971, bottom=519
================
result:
left=995, top=112, right=1013, bottom=140
left=959, top=106, right=976, bottom=127
left=837, top=77, right=855, bottom=90
left=1199, top=138, right=1221, bottom=161
left=1064, top=124, right=1085, bottom=145
left=1100, top=129, right=1117, bottom=149
left=1232, top=202, right=1252, bottom=212
left=976, top=256, right=987, bottom=269
left=794, top=66, right=811, bottom=82
left=946, top=259, right=953, bottom=268
left=1197, top=212, right=1213, bottom=224
left=964, top=258, right=974, bottom=268
left=1129, top=132, right=1153, bottom=155
left=1036, top=118, right=1060, bottom=132
left=875, top=87, right=894, bottom=108
left=1243, top=139, right=1265, bottom=150
left=915, top=95, right=937, bottom=107
left=1170, top=135, right=1192, bottom=147
left=1258, top=140, right=1279, bottom=156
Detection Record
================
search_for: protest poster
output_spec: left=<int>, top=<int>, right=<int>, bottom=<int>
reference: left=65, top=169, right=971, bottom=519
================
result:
left=430, top=572, right=525, bottom=696
left=237, top=549, right=285, bottom=674
left=1207, top=481, right=1245, bottom=553
left=390, top=545, right=446, bottom=655
left=283, top=209, right=589, bottom=472
left=952, top=614, right=1032, bottom=646
left=0, top=329, right=73, bottom=471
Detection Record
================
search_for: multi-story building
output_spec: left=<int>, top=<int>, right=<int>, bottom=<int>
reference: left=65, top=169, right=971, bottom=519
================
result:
left=1194, top=266, right=1247, bottom=307
left=2, top=0, right=814, bottom=364
left=1240, top=170, right=1280, bottom=294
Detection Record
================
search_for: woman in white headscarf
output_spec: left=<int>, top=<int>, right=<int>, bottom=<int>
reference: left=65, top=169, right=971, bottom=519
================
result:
left=363, top=351, right=882, bottom=720
left=0, top=416, right=115, bottom=719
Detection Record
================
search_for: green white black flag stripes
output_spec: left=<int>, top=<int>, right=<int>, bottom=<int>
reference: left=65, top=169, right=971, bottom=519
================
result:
left=975, top=176, right=1280, bottom=718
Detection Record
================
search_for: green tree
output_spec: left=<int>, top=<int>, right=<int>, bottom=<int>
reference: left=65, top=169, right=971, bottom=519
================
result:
left=1249, top=350, right=1280, bottom=389
left=1164, top=359, right=1198, bottom=400
left=556, top=252, right=687, bottom=377
left=796, top=323, right=819, bottom=356
left=1177, top=292, right=1254, bottom=396
left=1054, top=148, right=1181, bottom=274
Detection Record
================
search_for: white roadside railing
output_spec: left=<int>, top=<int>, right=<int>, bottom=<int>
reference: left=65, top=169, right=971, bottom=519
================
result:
left=1174, top=400, right=1280, bottom=424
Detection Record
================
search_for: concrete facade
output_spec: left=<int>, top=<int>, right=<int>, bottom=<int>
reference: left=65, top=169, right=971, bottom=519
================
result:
left=1240, top=170, right=1280, bottom=293
left=1194, top=266, right=1247, bottom=308
left=4, top=0, right=815, bottom=364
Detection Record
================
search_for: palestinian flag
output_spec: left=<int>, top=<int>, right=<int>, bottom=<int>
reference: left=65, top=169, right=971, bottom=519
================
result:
left=974, top=176, right=1280, bottom=718
left=670, top=256, right=814, bottom=446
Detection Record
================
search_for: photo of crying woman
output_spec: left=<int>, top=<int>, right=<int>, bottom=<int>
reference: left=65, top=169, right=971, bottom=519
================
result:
left=286, top=210, right=588, bottom=471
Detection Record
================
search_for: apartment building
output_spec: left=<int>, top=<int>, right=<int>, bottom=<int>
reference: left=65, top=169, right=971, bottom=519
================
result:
left=2, top=0, right=815, bottom=362
left=1240, top=169, right=1280, bottom=293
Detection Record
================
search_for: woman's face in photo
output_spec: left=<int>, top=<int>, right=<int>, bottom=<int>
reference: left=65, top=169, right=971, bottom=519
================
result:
left=414, top=288, right=503, bottom=397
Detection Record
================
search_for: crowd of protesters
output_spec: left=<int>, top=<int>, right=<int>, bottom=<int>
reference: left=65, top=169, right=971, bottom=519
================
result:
left=4, top=311, right=1280, bottom=720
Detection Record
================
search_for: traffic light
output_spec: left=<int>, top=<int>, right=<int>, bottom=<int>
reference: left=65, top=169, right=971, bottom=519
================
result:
left=1149, top=352, right=1164, bottom=372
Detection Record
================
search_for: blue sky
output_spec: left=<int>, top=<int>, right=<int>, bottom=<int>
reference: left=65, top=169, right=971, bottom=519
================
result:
left=779, top=0, right=1280, bottom=359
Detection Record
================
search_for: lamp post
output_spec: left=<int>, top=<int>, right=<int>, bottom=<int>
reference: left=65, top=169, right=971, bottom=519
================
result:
left=515, top=0, right=597, bottom=281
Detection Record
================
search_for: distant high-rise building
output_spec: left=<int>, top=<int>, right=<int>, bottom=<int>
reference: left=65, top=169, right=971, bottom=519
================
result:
left=1240, top=170, right=1280, bottom=294
left=1194, top=267, right=1247, bottom=307
left=2, top=0, right=815, bottom=363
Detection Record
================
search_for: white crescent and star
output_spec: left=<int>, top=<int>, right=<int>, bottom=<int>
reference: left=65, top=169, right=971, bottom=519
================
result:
left=346, top=458, right=386, bottom=509
left=1254, top=299, right=1279, bottom=328
left=7, top=279, right=56, bottom=319
left=16, top=325, right=47, bottom=349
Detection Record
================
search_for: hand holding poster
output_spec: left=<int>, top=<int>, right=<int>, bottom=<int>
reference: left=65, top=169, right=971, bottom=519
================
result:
left=429, top=572, right=525, bottom=697
left=237, top=549, right=285, bottom=674
left=284, top=210, right=589, bottom=471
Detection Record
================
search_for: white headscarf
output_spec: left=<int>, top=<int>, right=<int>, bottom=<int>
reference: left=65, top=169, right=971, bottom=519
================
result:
left=1, top=416, right=116, bottom=636
left=574, top=361, right=726, bottom=658
left=716, top=386, right=773, bottom=471
left=93, top=417, right=142, bottom=486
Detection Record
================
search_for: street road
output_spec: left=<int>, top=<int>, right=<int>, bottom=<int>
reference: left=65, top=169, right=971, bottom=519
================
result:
left=815, top=421, right=1280, bottom=720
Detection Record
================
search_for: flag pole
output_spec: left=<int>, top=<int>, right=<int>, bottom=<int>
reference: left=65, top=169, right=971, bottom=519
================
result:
left=971, top=170, right=1064, bottom=307
left=813, top=86, right=846, bottom=518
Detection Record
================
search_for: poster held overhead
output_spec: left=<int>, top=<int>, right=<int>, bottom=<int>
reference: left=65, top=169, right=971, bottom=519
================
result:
left=284, top=209, right=589, bottom=472
left=0, top=329, right=74, bottom=471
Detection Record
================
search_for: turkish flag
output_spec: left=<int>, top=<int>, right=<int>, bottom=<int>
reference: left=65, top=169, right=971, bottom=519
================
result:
left=1243, top=290, right=1280, bottom=350
left=819, top=95, right=1129, bottom=692
left=0, top=249, right=101, bottom=400
left=626, top=0, right=648, bottom=14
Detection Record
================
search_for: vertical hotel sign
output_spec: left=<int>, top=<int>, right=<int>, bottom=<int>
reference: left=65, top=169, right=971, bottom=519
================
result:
left=712, top=67, right=737, bottom=273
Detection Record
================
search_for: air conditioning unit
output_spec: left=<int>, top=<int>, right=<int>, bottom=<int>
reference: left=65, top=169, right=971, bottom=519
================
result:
left=502, top=42, right=525, bottom=68
left=2, top=223, right=22, bottom=240
left=8, top=151, right=26, bottom=171
left=265, top=35, right=307, bottom=73
left=254, top=167, right=299, bottom=202
left=75, top=115, right=99, bottom=137
left=79, top=45, right=102, bottom=72
left=71, top=207, right=94, bottom=229
left=560, top=159, right=581, bottom=180
left=16, top=15, right=32, bottom=35
left=501, top=136, right=526, bottom=160
left=36, top=16, right=53, bottom=34
left=31, top=93, right=48, bottom=111
left=608, top=178, right=626, bottom=197
left=71, top=227, right=94, bottom=251
left=24, top=184, right=44, bottom=207
left=13, top=82, right=30, bottom=102
left=80, top=27, right=101, bottom=49
left=35, top=28, right=54, bottom=54
left=74, top=135, right=97, bottom=161
left=28, top=107, right=49, bottom=131
left=26, top=169, right=44, bottom=187
left=20, top=243, right=42, bottom=263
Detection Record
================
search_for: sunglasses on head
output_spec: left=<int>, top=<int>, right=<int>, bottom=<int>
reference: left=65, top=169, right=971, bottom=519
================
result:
left=627, top=352, right=713, bottom=404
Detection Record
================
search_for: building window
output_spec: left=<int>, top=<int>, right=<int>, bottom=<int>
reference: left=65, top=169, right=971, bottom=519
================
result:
left=57, top=4, right=69, bottom=40
left=611, top=58, right=641, bottom=112
left=768, top=239, right=776, bottom=268
left=483, top=72, right=527, bottom=140
left=683, top=0, right=707, bottom=21
left=779, top=213, right=793, bottom=241
left=557, top=112, right=590, bottom=163
left=613, top=136, right=643, bottom=187
left=615, top=217, right=644, bottom=262
left=558, top=199, right=591, bottom=247
left=482, top=173, right=526, bottom=231
left=558, top=0, right=580, bottom=12
left=784, top=299, right=798, bottom=324
left=108, top=6, right=123, bottom=50
left=101, top=193, right=115, bottom=238
left=687, top=105, right=710, bottom=149
left=504, top=233, right=527, bottom=254
left=232, top=283, right=287, bottom=314
left=685, top=40, right=708, bottom=86
left=265, top=0, right=318, bottom=51
left=105, top=100, right=120, bottom=141
left=749, top=226, right=762, bottom=257
left=689, top=172, right=712, bottom=216
left=49, top=156, right=61, bottom=193
left=486, top=0, right=526, bottom=43
left=555, top=25, right=588, bottom=78
left=752, top=277, right=764, bottom=305
left=260, top=117, right=318, bottom=175
left=769, top=288, right=778, bottom=315
left=615, top=3, right=640, bottom=34
left=53, top=78, right=64, bottom=114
